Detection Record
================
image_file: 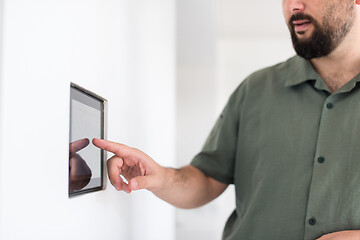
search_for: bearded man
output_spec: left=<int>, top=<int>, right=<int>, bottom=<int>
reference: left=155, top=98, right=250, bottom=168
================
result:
left=93, top=0, right=360, bottom=239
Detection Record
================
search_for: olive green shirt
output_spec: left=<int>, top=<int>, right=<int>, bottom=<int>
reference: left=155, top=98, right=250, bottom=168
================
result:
left=191, top=55, right=360, bottom=240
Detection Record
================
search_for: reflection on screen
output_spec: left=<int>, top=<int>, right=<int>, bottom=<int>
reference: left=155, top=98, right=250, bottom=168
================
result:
left=71, top=100, right=101, bottom=178
left=69, top=87, right=104, bottom=195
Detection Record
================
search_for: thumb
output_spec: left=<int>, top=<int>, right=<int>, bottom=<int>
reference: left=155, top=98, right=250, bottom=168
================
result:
left=129, top=175, right=157, bottom=191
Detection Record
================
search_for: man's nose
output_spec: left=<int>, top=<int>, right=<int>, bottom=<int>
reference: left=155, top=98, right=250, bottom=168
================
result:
left=284, top=0, right=305, bottom=14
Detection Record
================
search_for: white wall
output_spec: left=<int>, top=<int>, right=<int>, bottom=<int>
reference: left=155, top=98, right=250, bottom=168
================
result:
left=176, top=1, right=235, bottom=240
left=219, top=0, right=289, bottom=38
left=0, top=1, right=175, bottom=240
left=217, top=0, right=295, bottom=110
left=176, top=0, right=295, bottom=239
left=0, top=0, right=3, bottom=237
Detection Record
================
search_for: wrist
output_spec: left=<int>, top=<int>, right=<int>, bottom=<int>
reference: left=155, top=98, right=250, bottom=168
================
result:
left=151, top=166, right=176, bottom=195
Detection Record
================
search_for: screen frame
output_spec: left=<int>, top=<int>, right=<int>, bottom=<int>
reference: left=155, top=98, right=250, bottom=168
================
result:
left=69, top=83, right=108, bottom=198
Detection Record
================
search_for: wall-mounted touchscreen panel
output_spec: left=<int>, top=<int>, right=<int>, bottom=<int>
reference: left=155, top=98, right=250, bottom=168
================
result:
left=69, top=83, right=107, bottom=197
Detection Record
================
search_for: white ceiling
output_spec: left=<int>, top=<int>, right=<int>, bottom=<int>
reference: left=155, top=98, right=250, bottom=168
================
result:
left=219, top=0, right=290, bottom=38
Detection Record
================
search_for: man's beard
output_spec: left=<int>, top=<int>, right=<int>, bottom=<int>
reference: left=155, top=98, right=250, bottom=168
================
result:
left=289, top=7, right=354, bottom=60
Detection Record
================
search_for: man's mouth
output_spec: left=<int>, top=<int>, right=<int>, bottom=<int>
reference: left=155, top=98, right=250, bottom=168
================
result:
left=292, top=20, right=312, bottom=33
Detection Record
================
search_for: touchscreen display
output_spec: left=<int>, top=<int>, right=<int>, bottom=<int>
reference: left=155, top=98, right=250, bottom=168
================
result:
left=69, top=84, right=106, bottom=197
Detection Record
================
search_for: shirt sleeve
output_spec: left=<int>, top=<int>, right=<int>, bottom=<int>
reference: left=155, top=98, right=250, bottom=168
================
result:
left=191, top=85, right=244, bottom=185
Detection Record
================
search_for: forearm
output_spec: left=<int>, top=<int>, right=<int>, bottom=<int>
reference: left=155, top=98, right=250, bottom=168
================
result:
left=152, top=165, right=228, bottom=209
left=317, top=230, right=360, bottom=239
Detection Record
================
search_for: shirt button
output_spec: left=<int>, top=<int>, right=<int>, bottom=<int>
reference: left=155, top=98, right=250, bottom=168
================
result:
left=326, top=103, right=333, bottom=109
left=318, top=157, right=325, bottom=164
left=309, top=217, right=317, bottom=225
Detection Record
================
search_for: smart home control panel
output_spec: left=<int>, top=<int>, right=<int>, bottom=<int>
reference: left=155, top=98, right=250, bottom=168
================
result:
left=69, top=83, right=107, bottom=197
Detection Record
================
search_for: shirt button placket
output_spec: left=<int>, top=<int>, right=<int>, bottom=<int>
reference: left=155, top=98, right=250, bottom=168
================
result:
left=304, top=96, right=335, bottom=239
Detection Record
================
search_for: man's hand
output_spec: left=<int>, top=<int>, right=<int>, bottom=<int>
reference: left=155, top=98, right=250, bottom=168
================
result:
left=93, top=138, right=227, bottom=208
left=69, top=138, right=92, bottom=192
left=92, top=138, right=165, bottom=194
left=317, top=230, right=360, bottom=240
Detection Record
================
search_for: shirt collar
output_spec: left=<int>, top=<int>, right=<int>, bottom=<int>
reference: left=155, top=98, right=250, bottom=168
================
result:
left=284, top=55, right=317, bottom=88
left=335, top=72, right=360, bottom=94
left=284, top=55, right=360, bottom=94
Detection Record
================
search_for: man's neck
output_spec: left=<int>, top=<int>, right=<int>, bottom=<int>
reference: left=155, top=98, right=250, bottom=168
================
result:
left=311, top=51, right=360, bottom=93
left=310, top=19, right=360, bottom=93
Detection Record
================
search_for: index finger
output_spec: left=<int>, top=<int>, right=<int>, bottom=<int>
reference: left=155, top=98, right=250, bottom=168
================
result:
left=92, top=138, right=132, bottom=158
